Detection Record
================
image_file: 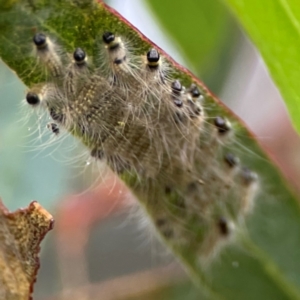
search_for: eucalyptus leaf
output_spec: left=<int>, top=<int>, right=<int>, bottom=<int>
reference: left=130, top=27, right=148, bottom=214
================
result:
left=222, top=0, right=300, bottom=134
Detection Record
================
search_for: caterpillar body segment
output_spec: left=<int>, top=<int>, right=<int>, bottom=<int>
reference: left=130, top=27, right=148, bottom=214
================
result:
left=33, top=33, right=64, bottom=79
left=101, top=32, right=141, bottom=92
left=64, top=48, right=90, bottom=100
left=27, top=32, right=259, bottom=260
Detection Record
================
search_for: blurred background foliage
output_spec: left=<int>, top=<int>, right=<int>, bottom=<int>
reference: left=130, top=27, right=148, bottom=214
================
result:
left=0, top=0, right=299, bottom=299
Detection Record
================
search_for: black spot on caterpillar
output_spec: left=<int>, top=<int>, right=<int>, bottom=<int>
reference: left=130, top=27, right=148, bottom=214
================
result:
left=47, top=122, right=59, bottom=135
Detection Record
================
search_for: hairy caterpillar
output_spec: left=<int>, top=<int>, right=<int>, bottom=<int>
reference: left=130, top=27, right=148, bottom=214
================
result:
left=24, top=27, right=259, bottom=265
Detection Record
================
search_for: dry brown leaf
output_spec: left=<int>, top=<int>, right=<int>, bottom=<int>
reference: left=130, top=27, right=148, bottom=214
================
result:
left=0, top=199, right=54, bottom=300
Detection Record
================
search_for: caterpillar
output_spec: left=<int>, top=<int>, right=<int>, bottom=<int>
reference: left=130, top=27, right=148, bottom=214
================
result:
left=24, top=28, right=259, bottom=264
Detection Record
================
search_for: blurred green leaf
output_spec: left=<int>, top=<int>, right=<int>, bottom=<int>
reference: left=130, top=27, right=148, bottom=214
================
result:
left=222, top=0, right=300, bottom=134
left=1, top=1, right=300, bottom=299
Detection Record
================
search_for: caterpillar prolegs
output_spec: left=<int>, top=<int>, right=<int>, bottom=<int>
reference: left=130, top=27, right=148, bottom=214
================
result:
left=26, top=29, right=258, bottom=261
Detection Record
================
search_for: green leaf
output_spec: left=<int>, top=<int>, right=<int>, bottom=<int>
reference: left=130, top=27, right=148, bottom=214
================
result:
left=221, top=0, right=300, bottom=134
left=1, top=1, right=300, bottom=299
